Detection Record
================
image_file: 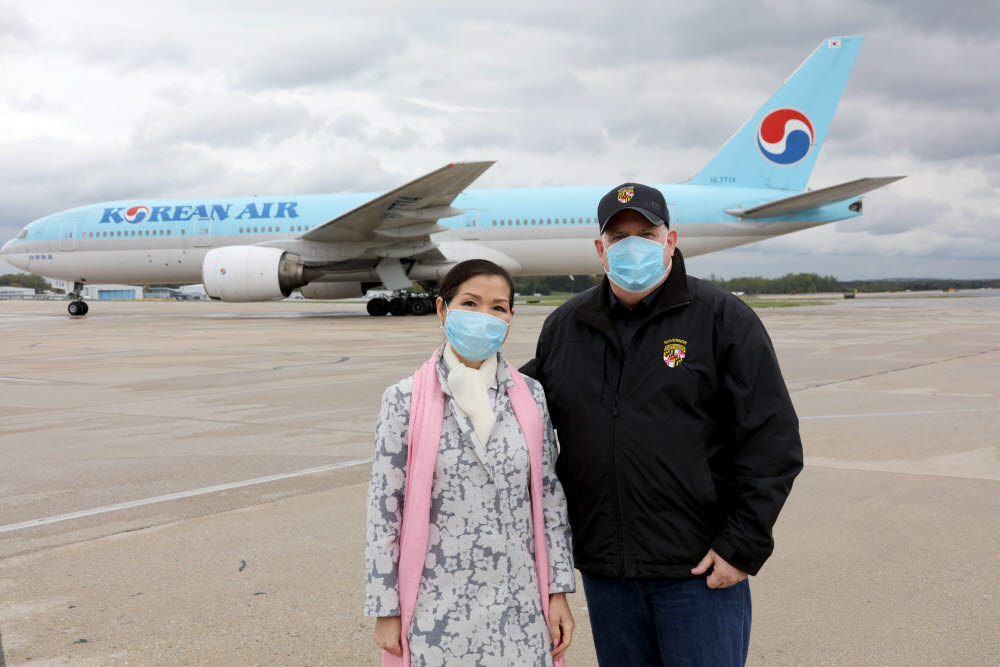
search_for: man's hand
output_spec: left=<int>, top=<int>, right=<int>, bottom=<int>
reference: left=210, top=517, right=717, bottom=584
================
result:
left=691, top=549, right=748, bottom=589
left=548, top=592, right=575, bottom=659
left=374, top=616, right=402, bottom=657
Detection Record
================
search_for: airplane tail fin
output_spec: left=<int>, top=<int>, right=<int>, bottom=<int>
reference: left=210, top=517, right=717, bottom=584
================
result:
left=688, top=36, right=862, bottom=191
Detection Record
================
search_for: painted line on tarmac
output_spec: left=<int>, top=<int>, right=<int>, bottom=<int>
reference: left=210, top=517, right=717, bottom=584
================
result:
left=0, top=376, right=59, bottom=383
left=0, top=458, right=373, bottom=535
left=800, top=407, right=1000, bottom=420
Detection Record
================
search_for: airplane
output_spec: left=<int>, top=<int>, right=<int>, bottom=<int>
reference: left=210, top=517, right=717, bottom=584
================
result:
left=1, top=36, right=902, bottom=317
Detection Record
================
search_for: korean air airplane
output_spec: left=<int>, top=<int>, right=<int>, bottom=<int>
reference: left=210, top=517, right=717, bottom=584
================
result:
left=2, top=36, right=901, bottom=317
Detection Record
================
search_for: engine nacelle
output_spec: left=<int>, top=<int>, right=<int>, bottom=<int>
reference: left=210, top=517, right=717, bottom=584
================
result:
left=202, top=246, right=308, bottom=302
left=299, top=282, right=365, bottom=300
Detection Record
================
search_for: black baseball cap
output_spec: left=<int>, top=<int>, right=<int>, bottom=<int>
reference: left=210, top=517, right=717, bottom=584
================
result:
left=597, top=182, right=669, bottom=233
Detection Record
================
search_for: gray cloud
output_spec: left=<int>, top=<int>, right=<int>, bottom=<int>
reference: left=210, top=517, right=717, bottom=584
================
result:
left=132, top=93, right=320, bottom=149
left=0, top=5, right=35, bottom=42
left=78, top=35, right=192, bottom=72
left=230, top=24, right=411, bottom=91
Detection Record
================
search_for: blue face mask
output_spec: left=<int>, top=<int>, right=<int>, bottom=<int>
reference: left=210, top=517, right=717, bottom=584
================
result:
left=604, top=235, right=670, bottom=293
left=443, top=305, right=509, bottom=362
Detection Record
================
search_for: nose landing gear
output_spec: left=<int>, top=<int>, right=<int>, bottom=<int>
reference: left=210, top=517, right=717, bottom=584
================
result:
left=67, top=282, right=88, bottom=316
left=67, top=300, right=89, bottom=316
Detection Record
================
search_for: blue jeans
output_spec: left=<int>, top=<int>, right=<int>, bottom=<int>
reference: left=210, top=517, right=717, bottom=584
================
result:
left=581, top=573, right=751, bottom=666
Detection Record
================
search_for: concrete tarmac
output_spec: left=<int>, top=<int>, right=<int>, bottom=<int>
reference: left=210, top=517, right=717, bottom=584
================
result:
left=0, top=295, right=998, bottom=665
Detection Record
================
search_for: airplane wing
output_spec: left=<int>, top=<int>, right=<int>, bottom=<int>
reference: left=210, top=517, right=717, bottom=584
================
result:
left=300, top=161, right=494, bottom=243
left=725, top=176, right=905, bottom=219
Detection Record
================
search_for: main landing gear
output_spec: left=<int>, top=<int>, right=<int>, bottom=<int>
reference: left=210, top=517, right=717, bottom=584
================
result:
left=366, top=291, right=436, bottom=317
left=67, top=281, right=89, bottom=316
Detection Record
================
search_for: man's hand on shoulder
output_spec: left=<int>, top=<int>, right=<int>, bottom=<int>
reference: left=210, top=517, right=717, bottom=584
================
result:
left=691, top=549, right=748, bottom=589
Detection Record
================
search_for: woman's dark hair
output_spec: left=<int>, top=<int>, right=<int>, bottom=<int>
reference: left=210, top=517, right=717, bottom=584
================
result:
left=439, top=259, right=515, bottom=309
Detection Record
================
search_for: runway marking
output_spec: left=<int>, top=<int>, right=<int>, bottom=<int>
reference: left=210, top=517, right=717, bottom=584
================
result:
left=801, top=407, right=1000, bottom=420
left=0, top=376, right=59, bottom=383
left=808, top=446, right=1000, bottom=481
left=795, top=347, right=1000, bottom=392
left=0, top=458, right=373, bottom=535
left=273, top=356, right=350, bottom=371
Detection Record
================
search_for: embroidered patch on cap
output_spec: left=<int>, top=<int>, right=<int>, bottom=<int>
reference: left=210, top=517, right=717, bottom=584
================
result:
left=617, top=186, right=635, bottom=204
left=663, top=338, right=686, bottom=368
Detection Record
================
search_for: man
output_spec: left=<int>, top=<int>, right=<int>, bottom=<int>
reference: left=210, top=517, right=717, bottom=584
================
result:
left=520, top=183, right=803, bottom=666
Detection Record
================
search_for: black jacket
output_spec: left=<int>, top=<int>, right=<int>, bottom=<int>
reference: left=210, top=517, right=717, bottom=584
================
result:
left=520, top=250, right=802, bottom=578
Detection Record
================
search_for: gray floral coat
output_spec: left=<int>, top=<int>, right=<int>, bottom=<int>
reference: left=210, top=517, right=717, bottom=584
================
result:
left=364, top=350, right=575, bottom=666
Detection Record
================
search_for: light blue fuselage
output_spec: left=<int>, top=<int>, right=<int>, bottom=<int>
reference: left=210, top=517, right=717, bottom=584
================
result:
left=1, top=184, right=857, bottom=285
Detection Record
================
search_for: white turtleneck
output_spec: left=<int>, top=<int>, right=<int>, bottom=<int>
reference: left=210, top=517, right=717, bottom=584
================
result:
left=443, top=344, right=499, bottom=445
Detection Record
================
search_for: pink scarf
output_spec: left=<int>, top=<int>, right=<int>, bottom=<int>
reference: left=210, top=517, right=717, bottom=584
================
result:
left=384, top=348, right=563, bottom=667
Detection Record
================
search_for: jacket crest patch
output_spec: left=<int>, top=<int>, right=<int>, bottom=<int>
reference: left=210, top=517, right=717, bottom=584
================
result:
left=663, top=338, right=686, bottom=368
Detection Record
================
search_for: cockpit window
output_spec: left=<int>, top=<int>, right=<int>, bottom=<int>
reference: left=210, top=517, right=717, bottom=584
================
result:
left=16, top=228, right=27, bottom=239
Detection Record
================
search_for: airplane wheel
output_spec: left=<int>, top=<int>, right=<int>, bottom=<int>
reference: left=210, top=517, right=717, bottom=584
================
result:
left=68, top=301, right=84, bottom=316
left=407, top=298, right=429, bottom=316
left=366, top=298, right=389, bottom=316
left=388, top=297, right=408, bottom=316
left=80, top=301, right=89, bottom=315
left=423, top=298, right=436, bottom=315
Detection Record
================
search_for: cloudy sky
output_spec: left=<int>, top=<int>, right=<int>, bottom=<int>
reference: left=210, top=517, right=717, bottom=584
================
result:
left=2, top=0, right=998, bottom=279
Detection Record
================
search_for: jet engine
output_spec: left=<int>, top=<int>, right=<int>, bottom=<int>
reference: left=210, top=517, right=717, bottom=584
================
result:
left=202, top=246, right=312, bottom=301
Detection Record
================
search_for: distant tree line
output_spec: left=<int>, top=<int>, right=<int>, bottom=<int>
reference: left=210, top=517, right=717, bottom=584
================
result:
left=512, top=272, right=1000, bottom=296
left=705, top=273, right=841, bottom=293
left=0, top=273, right=50, bottom=293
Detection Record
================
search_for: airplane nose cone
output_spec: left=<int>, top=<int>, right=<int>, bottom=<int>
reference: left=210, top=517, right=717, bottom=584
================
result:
left=1, top=239, right=24, bottom=269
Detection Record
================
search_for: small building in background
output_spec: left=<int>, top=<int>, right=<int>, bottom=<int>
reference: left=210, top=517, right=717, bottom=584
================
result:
left=147, top=287, right=182, bottom=299
left=0, top=286, right=35, bottom=298
left=81, top=284, right=144, bottom=300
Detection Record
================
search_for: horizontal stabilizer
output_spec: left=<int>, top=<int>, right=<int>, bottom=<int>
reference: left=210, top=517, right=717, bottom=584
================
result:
left=725, top=176, right=905, bottom=219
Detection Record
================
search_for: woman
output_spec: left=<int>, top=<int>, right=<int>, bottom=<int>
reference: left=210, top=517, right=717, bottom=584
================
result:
left=364, top=259, right=576, bottom=666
